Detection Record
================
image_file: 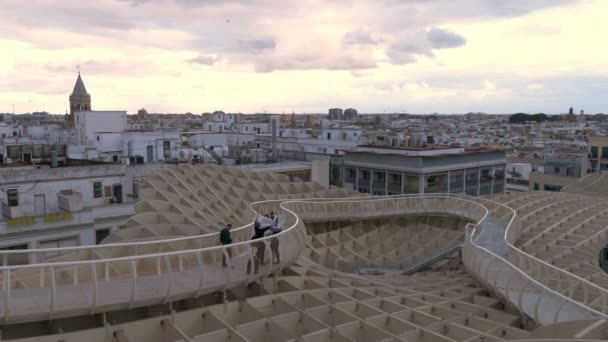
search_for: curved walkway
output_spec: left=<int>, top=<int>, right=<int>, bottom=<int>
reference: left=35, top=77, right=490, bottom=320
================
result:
left=0, top=190, right=605, bottom=328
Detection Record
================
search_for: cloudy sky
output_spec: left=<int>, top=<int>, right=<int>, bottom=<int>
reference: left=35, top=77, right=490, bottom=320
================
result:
left=0, top=0, right=606, bottom=114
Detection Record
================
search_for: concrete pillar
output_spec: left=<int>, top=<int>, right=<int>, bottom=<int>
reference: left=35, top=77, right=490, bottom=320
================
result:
left=401, top=172, right=405, bottom=194
left=447, top=170, right=451, bottom=194
left=419, top=174, right=425, bottom=194
left=311, top=159, right=329, bottom=188
left=463, top=169, right=466, bottom=194
left=355, top=167, right=359, bottom=191
left=490, top=166, right=494, bottom=194
left=369, top=168, right=373, bottom=194
left=385, top=170, right=388, bottom=195
left=477, top=168, right=481, bottom=196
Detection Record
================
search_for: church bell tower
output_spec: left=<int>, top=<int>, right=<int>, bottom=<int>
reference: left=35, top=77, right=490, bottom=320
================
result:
left=67, top=72, right=91, bottom=128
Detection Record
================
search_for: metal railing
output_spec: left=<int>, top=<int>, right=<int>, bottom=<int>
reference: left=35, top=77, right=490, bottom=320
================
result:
left=0, top=199, right=304, bottom=324
left=0, top=194, right=485, bottom=324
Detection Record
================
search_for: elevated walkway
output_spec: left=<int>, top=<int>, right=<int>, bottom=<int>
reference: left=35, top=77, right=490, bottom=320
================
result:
left=0, top=191, right=605, bottom=327
left=462, top=197, right=606, bottom=326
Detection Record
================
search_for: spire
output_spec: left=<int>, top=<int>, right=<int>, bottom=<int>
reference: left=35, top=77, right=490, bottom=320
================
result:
left=71, top=73, right=89, bottom=97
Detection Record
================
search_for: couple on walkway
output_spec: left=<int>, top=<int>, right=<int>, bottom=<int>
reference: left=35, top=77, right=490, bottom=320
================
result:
left=219, top=212, right=282, bottom=269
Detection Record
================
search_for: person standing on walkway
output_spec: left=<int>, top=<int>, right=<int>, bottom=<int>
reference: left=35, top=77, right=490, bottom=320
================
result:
left=220, top=224, right=233, bottom=267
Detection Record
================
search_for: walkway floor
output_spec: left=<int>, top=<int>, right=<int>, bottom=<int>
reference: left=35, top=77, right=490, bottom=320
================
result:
left=474, top=216, right=509, bottom=257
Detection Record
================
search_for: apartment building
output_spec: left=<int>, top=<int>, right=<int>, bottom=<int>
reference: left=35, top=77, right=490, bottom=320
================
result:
left=256, top=127, right=361, bottom=156
left=588, top=135, right=608, bottom=172
left=0, top=159, right=135, bottom=252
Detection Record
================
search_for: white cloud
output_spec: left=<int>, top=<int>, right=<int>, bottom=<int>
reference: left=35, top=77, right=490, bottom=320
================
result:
left=527, top=83, right=545, bottom=90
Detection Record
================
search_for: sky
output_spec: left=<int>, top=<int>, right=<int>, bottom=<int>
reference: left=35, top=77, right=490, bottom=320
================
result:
left=0, top=0, right=606, bottom=115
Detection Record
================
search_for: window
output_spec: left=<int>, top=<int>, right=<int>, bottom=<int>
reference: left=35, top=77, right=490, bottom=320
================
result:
left=533, top=183, right=540, bottom=191
left=554, top=167, right=560, bottom=174
left=7, top=189, right=18, bottom=207
left=245, top=126, right=248, bottom=132
left=591, top=146, right=598, bottom=158
left=96, top=229, right=111, bottom=245
left=327, top=133, right=331, bottom=140
left=93, top=182, right=103, bottom=198
left=112, top=155, right=118, bottom=162
left=349, top=169, right=356, bottom=178
left=544, top=184, right=562, bottom=192
left=0, top=244, right=28, bottom=266
left=392, top=174, right=402, bottom=185
left=96, top=136, right=100, bottom=141
left=361, top=170, right=369, bottom=180
left=375, top=172, right=385, bottom=182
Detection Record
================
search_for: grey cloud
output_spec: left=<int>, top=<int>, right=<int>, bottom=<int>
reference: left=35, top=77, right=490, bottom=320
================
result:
left=427, top=28, right=466, bottom=49
left=342, top=29, right=378, bottom=45
left=236, top=39, right=276, bottom=55
left=188, top=55, right=219, bottom=65
left=0, top=0, right=578, bottom=74
left=387, top=27, right=466, bottom=64
left=255, top=54, right=375, bottom=73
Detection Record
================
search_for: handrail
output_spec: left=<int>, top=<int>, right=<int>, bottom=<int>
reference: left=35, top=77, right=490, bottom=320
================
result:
left=0, top=194, right=489, bottom=324
left=461, top=197, right=608, bottom=325
left=402, top=243, right=462, bottom=275
left=3, top=190, right=602, bottom=325
left=479, top=194, right=608, bottom=314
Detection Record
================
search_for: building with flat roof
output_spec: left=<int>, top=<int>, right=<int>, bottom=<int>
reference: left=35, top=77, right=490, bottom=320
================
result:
left=0, top=159, right=135, bottom=253
left=588, top=135, right=608, bottom=172
left=336, top=145, right=506, bottom=196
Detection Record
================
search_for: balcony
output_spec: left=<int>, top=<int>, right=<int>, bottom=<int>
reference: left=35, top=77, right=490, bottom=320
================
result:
left=0, top=203, right=135, bottom=234
left=480, top=175, right=493, bottom=184
left=58, top=192, right=84, bottom=212
left=2, top=202, right=23, bottom=219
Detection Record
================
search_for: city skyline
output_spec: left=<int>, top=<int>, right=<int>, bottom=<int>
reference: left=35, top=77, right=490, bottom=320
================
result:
left=1, top=0, right=607, bottom=114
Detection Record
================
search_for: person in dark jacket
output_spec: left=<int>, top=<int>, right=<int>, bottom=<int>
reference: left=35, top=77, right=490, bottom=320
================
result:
left=252, top=219, right=268, bottom=240
left=220, top=224, right=233, bottom=267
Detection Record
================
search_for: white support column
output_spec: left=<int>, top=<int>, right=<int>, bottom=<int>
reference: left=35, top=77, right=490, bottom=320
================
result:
left=355, top=167, right=359, bottom=192
left=419, top=174, right=425, bottom=194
